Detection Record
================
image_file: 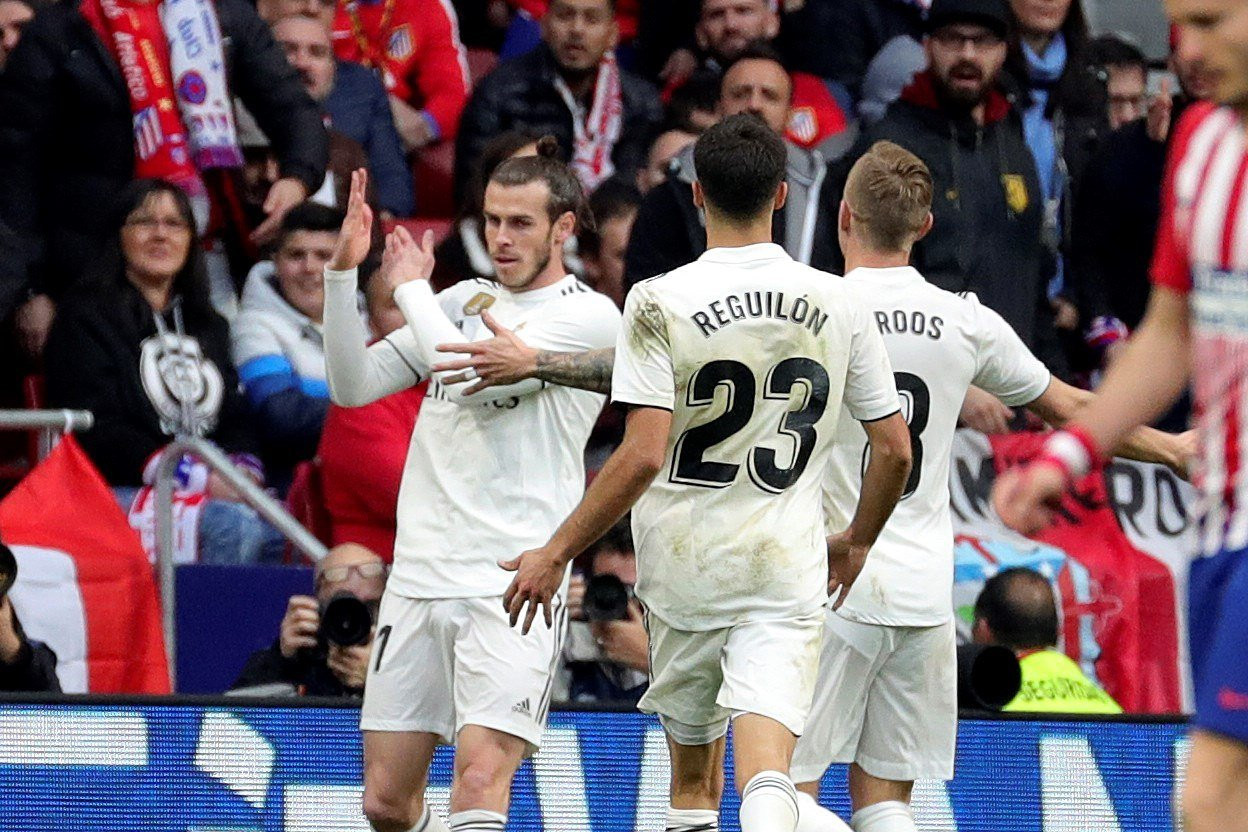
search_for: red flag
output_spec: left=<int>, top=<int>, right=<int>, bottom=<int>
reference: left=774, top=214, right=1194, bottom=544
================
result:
left=0, top=437, right=170, bottom=693
left=990, top=433, right=1182, bottom=712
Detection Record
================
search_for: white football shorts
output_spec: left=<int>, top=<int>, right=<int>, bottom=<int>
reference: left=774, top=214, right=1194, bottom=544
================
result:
left=638, top=610, right=823, bottom=745
left=360, top=591, right=566, bottom=753
left=790, top=611, right=956, bottom=783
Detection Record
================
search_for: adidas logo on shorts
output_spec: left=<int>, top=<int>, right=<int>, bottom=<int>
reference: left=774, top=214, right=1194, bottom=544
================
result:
left=511, top=698, right=532, bottom=716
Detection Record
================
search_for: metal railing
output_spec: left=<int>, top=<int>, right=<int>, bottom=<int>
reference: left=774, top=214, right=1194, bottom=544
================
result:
left=154, top=436, right=328, bottom=687
left=0, top=409, right=94, bottom=460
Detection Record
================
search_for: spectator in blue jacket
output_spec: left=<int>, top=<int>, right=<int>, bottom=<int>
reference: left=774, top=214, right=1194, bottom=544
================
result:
left=233, top=202, right=355, bottom=487
left=273, top=14, right=415, bottom=218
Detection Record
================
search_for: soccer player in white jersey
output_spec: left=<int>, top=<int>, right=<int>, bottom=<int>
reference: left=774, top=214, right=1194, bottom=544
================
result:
left=995, top=3, right=1248, bottom=831
left=499, top=113, right=913, bottom=832
left=789, top=141, right=1191, bottom=832
left=321, top=167, right=620, bottom=832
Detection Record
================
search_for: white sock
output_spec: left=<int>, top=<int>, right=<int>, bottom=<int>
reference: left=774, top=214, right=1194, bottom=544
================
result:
left=447, top=809, right=506, bottom=832
left=739, top=771, right=800, bottom=832
left=849, top=801, right=916, bottom=832
left=795, top=791, right=853, bottom=832
left=402, top=806, right=452, bottom=832
left=666, top=806, right=719, bottom=832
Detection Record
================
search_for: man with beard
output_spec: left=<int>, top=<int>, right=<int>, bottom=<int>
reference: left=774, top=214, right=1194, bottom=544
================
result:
left=454, top=0, right=662, bottom=201
left=323, top=167, right=619, bottom=832
left=835, top=0, right=1067, bottom=375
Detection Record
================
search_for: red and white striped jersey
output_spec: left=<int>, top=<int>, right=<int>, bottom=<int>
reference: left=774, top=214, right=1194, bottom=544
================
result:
left=1153, top=102, right=1248, bottom=554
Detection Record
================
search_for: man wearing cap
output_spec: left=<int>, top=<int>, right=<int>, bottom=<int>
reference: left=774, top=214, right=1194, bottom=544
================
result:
left=835, top=0, right=1067, bottom=376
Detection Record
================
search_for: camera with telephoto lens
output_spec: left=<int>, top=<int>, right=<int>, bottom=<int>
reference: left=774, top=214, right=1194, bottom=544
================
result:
left=582, top=574, right=633, bottom=622
left=956, top=644, right=1022, bottom=710
left=319, top=592, right=374, bottom=647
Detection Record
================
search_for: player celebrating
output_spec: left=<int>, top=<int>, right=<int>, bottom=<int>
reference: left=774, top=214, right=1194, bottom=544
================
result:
left=790, top=141, right=1191, bottom=832
left=994, top=3, right=1248, bottom=831
left=501, top=113, right=913, bottom=832
left=322, top=168, right=620, bottom=832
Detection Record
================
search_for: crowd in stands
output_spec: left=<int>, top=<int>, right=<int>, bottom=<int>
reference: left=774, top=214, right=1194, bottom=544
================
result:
left=0, top=0, right=1197, bottom=700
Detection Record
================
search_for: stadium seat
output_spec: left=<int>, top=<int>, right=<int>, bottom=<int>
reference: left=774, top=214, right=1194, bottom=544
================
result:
left=413, top=141, right=457, bottom=219
left=285, top=458, right=332, bottom=563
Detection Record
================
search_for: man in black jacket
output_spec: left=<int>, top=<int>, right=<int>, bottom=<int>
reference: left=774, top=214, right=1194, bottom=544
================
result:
left=624, top=46, right=839, bottom=287
left=0, top=0, right=328, bottom=357
left=0, top=543, right=60, bottom=694
left=837, top=0, right=1066, bottom=374
left=231, top=543, right=387, bottom=697
left=454, top=0, right=662, bottom=202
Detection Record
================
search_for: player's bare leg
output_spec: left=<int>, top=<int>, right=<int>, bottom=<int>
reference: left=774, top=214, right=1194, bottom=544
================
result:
left=447, top=725, right=528, bottom=830
left=666, top=734, right=725, bottom=830
left=363, top=730, right=442, bottom=832
left=1182, top=730, right=1248, bottom=832
left=845, top=766, right=915, bottom=832
left=733, top=714, right=801, bottom=832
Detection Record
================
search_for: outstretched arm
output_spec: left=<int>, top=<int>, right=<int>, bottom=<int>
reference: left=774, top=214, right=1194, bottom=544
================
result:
left=994, top=288, right=1192, bottom=534
left=432, top=317, right=616, bottom=395
left=500, top=406, right=672, bottom=634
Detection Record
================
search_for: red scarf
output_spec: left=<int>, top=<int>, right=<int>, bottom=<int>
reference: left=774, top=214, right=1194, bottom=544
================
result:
left=82, top=0, right=205, bottom=199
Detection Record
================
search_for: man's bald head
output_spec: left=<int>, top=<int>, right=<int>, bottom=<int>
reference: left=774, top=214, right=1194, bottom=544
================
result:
left=314, top=543, right=387, bottom=604
left=973, top=567, right=1059, bottom=651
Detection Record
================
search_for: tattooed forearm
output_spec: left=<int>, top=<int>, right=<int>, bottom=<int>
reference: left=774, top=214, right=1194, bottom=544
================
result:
left=534, top=348, right=616, bottom=394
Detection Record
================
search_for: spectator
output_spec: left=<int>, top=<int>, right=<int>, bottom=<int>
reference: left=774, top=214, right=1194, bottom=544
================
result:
left=233, top=203, right=348, bottom=487
left=778, top=0, right=925, bottom=114
left=330, top=0, right=471, bottom=152
left=636, top=127, right=698, bottom=194
left=231, top=543, right=388, bottom=696
left=0, top=542, right=60, bottom=693
left=1008, top=0, right=1107, bottom=330
left=0, top=0, right=327, bottom=358
left=557, top=521, right=648, bottom=704
left=0, top=0, right=34, bottom=71
left=43, top=180, right=282, bottom=565
left=455, top=0, right=663, bottom=199
left=580, top=177, right=639, bottom=308
left=973, top=567, right=1122, bottom=714
left=274, top=14, right=415, bottom=218
left=318, top=275, right=425, bottom=561
left=625, top=46, right=840, bottom=286
left=838, top=0, right=1067, bottom=374
left=257, top=0, right=335, bottom=28
left=499, top=0, right=640, bottom=62
left=660, top=0, right=851, bottom=153
left=1087, top=34, right=1149, bottom=131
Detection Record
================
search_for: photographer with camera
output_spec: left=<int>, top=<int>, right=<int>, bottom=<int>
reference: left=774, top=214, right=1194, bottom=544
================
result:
left=230, top=543, right=386, bottom=697
left=558, top=521, right=648, bottom=704
left=0, top=542, right=61, bottom=693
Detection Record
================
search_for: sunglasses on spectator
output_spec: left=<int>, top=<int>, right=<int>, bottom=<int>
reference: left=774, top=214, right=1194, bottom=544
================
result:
left=316, top=562, right=388, bottom=587
left=931, top=29, right=1004, bottom=50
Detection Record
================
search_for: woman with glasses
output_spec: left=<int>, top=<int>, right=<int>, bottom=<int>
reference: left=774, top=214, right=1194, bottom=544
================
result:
left=44, top=179, right=284, bottom=565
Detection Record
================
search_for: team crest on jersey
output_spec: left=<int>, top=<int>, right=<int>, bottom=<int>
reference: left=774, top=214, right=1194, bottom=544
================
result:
left=463, top=292, right=496, bottom=316
left=1001, top=174, right=1029, bottom=214
left=787, top=107, right=817, bottom=144
left=388, top=25, right=413, bottom=60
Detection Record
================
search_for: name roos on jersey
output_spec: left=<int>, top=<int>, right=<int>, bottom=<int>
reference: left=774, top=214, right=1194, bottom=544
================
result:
left=873, top=309, right=945, bottom=340
left=689, top=290, right=831, bottom=338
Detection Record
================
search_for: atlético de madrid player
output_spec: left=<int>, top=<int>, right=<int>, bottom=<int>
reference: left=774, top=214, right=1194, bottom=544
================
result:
left=995, top=3, right=1248, bottom=831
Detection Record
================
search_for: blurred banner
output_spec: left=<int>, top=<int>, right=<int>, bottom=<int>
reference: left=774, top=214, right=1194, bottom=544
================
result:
left=0, top=438, right=169, bottom=694
left=0, top=703, right=1187, bottom=831
left=950, top=431, right=1195, bottom=713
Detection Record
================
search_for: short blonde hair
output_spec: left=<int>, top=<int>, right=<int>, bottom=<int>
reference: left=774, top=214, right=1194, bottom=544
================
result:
left=843, top=140, right=933, bottom=253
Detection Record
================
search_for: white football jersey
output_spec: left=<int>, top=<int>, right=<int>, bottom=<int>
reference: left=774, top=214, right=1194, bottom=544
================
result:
left=825, top=267, right=1052, bottom=626
left=386, top=276, right=622, bottom=599
left=613, top=244, right=901, bottom=631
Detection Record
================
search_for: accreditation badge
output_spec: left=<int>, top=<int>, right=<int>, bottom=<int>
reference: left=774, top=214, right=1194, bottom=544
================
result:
left=1001, top=174, right=1029, bottom=214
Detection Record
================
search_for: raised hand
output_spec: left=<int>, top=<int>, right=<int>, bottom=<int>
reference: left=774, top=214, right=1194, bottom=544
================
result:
left=328, top=169, right=374, bottom=272
left=377, top=224, right=436, bottom=296
left=991, top=463, right=1068, bottom=536
left=1146, top=77, right=1174, bottom=144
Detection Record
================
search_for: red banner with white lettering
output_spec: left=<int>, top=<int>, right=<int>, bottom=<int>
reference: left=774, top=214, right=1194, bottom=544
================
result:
left=0, top=437, right=170, bottom=693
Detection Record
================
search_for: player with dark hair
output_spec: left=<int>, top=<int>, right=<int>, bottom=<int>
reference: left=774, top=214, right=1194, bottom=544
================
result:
left=500, top=113, right=913, bottom=832
left=321, top=166, right=620, bottom=832
left=994, top=2, right=1248, bottom=830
